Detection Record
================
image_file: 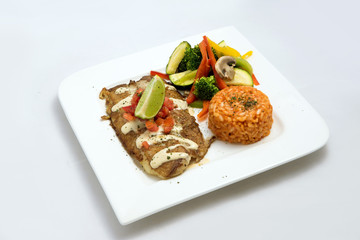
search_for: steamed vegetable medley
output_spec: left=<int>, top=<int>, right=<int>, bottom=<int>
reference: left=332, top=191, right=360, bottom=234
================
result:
left=150, top=36, right=259, bottom=120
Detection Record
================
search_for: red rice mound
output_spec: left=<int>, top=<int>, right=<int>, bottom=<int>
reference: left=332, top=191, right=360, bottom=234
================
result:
left=208, top=86, right=273, bottom=144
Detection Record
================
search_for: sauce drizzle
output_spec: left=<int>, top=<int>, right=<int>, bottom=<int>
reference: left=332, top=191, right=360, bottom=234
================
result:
left=115, top=85, right=197, bottom=169
left=111, top=95, right=133, bottom=112
left=170, top=98, right=188, bottom=110
left=121, top=118, right=146, bottom=134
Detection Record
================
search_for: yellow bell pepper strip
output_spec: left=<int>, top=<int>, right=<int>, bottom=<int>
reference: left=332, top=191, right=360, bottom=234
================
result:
left=242, top=51, right=253, bottom=60
left=203, top=36, right=228, bottom=89
left=207, top=37, right=241, bottom=58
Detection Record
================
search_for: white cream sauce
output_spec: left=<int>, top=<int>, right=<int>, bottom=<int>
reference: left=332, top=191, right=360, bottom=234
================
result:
left=134, top=125, right=198, bottom=169
left=136, top=132, right=197, bottom=149
left=151, top=144, right=191, bottom=168
left=170, top=98, right=188, bottom=110
left=111, top=95, right=133, bottom=112
left=115, top=85, right=137, bottom=95
left=121, top=118, right=146, bottom=134
left=187, top=107, right=195, bottom=116
left=171, top=124, right=183, bottom=135
left=165, top=84, right=177, bottom=91
left=115, top=84, right=196, bottom=169
left=111, top=86, right=138, bottom=112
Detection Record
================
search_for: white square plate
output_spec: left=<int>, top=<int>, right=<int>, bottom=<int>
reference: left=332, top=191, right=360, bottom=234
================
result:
left=58, top=26, right=329, bottom=225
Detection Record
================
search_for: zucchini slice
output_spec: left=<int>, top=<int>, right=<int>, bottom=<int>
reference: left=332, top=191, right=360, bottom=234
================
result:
left=218, top=40, right=226, bottom=47
left=224, top=68, right=253, bottom=86
left=169, top=70, right=197, bottom=89
left=235, top=57, right=253, bottom=76
left=166, top=41, right=191, bottom=74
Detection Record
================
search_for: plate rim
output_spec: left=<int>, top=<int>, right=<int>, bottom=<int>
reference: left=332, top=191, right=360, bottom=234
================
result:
left=58, top=26, right=329, bottom=225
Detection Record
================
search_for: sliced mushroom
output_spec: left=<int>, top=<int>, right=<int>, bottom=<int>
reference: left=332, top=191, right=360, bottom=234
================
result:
left=215, top=56, right=236, bottom=80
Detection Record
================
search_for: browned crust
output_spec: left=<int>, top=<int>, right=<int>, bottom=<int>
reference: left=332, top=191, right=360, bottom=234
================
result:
left=99, top=76, right=210, bottom=179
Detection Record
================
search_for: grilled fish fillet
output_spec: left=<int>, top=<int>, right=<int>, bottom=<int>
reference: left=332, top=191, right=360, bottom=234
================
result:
left=99, top=76, right=210, bottom=179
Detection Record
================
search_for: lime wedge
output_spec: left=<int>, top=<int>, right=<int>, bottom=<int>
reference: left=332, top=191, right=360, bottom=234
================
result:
left=135, top=75, right=165, bottom=119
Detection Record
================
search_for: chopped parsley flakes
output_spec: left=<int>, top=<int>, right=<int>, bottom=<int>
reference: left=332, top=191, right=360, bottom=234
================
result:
left=228, top=94, right=258, bottom=111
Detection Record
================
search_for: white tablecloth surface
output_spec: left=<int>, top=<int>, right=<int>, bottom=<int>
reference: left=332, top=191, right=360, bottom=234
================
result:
left=1, top=0, right=359, bottom=239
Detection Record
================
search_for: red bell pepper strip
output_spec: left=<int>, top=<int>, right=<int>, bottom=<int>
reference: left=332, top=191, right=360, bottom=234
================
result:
left=195, top=40, right=210, bottom=79
left=197, top=112, right=208, bottom=122
left=203, top=36, right=227, bottom=89
left=252, top=74, right=260, bottom=86
left=197, top=100, right=210, bottom=121
left=186, top=89, right=197, bottom=104
left=150, top=71, right=170, bottom=80
left=186, top=40, right=211, bottom=104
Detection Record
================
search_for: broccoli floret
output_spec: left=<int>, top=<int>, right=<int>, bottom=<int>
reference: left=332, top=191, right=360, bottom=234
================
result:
left=193, top=76, right=219, bottom=100
left=178, top=45, right=218, bottom=72
left=178, top=45, right=202, bottom=72
left=186, top=46, right=202, bottom=70
left=177, top=55, right=187, bottom=72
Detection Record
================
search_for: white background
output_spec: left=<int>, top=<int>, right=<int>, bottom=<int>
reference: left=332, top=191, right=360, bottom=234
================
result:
left=1, top=0, right=359, bottom=239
